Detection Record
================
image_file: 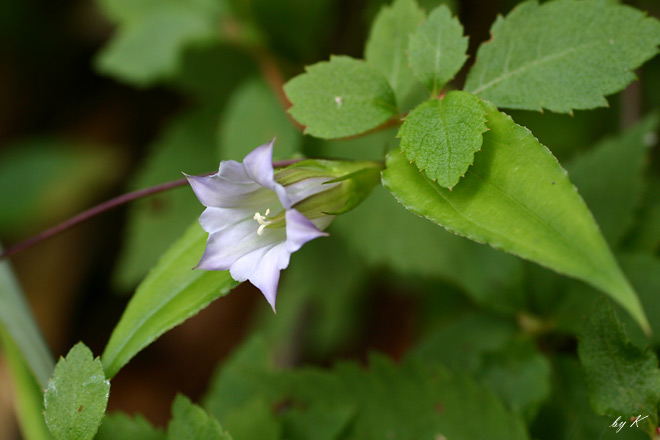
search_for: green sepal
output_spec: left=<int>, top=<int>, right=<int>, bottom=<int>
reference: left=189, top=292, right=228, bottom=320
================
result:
left=275, top=159, right=383, bottom=219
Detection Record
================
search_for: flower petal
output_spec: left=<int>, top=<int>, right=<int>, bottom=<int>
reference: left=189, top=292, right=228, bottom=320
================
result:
left=285, top=209, right=328, bottom=253
left=199, top=206, right=254, bottom=234
left=195, top=219, right=285, bottom=271
left=285, top=178, right=339, bottom=205
left=245, top=242, right=291, bottom=311
left=243, top=140, right=292, bottom=209
left=185, top=172, right=278, bottom=209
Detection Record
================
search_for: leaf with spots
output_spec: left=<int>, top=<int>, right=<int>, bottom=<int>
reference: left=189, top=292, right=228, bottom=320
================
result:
left=44, top=343, right=110, bottom=440
left=398, top=91, right=487, bottom=188
left=284, top=56, right=397, bottom=139
left=464, top=0, right=660, bottom=113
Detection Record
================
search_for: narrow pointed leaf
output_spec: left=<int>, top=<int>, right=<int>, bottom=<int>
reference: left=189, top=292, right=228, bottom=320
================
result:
left=408, top=5, right=468, bottom=94
left=578, top=302, right=660, bottom=431
left=465, top=0, right=660, bottom=113
left=365, top=0, right=425, bottom=109
left=0, top=328, right=52, bottom=440
left=284, top=55, right=397, bottom=139
left=44, top=343, right=110, bottom=440
left=382, top=101, right=649, bottom=332
left=0, top=244, right=54, bottom=388
left=102, top=222, right=238, bottom=378
left=398, top=91, right=487, bottom=188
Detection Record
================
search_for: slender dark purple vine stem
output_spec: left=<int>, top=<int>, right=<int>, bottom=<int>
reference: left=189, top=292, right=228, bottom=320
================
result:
left=0, top=159, right=302, bottom=261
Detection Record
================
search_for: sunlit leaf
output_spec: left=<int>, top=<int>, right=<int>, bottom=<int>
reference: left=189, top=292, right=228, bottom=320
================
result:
left=382, top=101, right=649, bottom=331
left=103, top=222, right=238, bottom=378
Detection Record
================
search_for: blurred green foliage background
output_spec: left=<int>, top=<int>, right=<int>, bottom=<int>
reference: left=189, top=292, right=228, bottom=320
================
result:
left=0, top=0, right=659, bottom=438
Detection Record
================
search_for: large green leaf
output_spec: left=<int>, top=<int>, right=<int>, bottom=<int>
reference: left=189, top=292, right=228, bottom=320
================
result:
left=0, top=327, right=52, bottom=440
left=407, top=5, right=468, bottom=95
left=333, top=186, right=526, bottom=314
left=578, top=302, right=660, bottom=434
left=398, top=91, right=487, bottom=188
left=464, top=0, right=660, bottom=113
left=102, top=222, right=238, bottom=378
left=0, top=245, right=54, bottom=388
left=382, top=100, right=649, bottom=332
left=284, top=56, right=397, bottom=139
left=365, top=0, right=425, bottom=110
left=44, top=343, right=110, bottom=440
left=566, top=114, right=658, bottom=245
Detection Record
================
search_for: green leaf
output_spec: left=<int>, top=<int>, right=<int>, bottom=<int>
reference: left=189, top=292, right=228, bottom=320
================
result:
left=220, top=399, right=281, bottom=440
left=0, top=245, right=54, bottom=388
left=411, top=313, right=550, bottom=420
left=95, top=9, right=219, bottom=86
left=398, top=91, right=487, bottom=188
left=627, top=176, right=660, bottom=253
left=566, top=114, right=658, bottom=245
left=168, top=395, right=232, bottom=440
left=113, top=108, right=219, bottom=290
left=620, top=254, right=660, bottom=347
left=102, top=222, right=238, bottom=378
left=365, top=0, right=425, bottom=110
left=382, top=100, right=649, bottom=332
left=578, top=301, right=660, bottom=431
left=412, top=312, right=517, bottom=371
left=219, top=78, right=302, bottom=161
left=464, top=0, right=660, bottom=113
left=280, top=405, right=353, bottom=440
left=43, top=343, right=110, bottom=440
left=0, top=327, right=52, bottom=440
left=531, top=356, right=645, bottom=440
left=333, top=186, right=526, bottom=314
left=478, top=338, right=551, bottom=421
left=96, top=413, right=165, bottom=440
left=407, top=5, right=468, bottom=94
left=284, top=55, right=397, bottom=139
left=204, top=337, right=278, bottom=421
left=287, top=356, right=530, bottom=440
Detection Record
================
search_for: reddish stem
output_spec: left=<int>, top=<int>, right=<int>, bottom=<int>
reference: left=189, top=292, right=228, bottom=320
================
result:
left=0, top=160, right=300, bottom=261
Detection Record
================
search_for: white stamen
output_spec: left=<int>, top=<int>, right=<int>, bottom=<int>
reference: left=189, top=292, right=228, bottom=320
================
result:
left=253, top=208, right=272, bottom=235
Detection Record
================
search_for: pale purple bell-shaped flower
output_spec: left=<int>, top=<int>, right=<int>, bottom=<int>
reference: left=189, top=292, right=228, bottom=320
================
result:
left=184, top=140, right=336, bottom=311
